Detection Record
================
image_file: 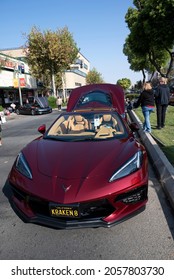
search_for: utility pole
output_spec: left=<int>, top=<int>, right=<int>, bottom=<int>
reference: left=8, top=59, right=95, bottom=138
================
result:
left=17, top=69, right=23, bottom=106
left=62, top=73, right=66, bottom=102
left=14, top=64, right=23, bottom=106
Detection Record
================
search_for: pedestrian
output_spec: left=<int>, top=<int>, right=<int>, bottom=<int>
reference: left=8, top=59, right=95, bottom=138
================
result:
left=155, top=77, right=170, bottom=129
left=0, top=115, right=2, bottom=146
left=56, top=96, right=62, bottom=111
left=10, top=102, right=16, bottom=112
left=134, top=81, right=155, bottom=133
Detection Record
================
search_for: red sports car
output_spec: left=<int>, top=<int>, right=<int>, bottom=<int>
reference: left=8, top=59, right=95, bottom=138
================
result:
left=7, top=84, right=148, bottom=229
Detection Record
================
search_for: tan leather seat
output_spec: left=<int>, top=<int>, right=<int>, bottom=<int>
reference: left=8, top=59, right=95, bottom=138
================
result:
left=58, top=120, right=68, bottom=134
left=68, top=115, right=89, bottom=132
left=102, top=114, right=117, bottom=128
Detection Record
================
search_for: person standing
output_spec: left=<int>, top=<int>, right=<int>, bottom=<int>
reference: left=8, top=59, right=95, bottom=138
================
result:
left=56, top=96, right=62, bottom=111
left=155, top=77, right=170, bottom=129
left=134, top=81, right=155, bottom=133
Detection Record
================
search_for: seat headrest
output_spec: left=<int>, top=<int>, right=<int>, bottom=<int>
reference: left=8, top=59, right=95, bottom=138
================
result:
left=103, top=115, right=112, bottom=122
left=74, top=115, right=83, bottom=122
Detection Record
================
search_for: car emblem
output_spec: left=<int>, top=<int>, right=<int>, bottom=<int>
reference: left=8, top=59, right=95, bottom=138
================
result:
left=61, top=184, right=71, bottom=192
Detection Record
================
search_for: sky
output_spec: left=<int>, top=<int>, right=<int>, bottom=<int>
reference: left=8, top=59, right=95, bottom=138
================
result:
left=0, top=0, right=142, bottom=85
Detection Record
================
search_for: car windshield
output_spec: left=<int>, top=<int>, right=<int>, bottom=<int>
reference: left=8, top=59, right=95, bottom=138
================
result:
left=76, top=91, right=112, bottom=108
left=45, top=112, right=127, bottom=142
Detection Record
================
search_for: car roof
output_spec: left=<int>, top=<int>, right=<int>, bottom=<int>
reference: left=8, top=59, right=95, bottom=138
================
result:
left=67, top=83, right=125, bottom=115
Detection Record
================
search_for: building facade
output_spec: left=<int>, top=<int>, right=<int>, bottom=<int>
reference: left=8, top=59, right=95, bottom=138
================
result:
left=0, top=52, right=37, bottom=107
left=0, top=48, right=90, bottom=106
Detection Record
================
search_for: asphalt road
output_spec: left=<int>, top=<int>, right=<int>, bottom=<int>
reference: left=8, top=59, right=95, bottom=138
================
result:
left=0, top=110, right=174, bottom=260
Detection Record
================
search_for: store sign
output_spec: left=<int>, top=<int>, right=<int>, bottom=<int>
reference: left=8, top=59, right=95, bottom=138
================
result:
left=13, top=78, right=26, bottom=87
left=13, top=78, right=18, bottom=87
left=20, top=78, right=25, bottom=87
left=0, top=57, right=16, bottom=69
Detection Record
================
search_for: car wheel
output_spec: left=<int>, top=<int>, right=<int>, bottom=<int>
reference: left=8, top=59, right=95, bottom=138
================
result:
left=31, top=110, right=35, bottom=116
left=16, top=109, right=20, bottom=115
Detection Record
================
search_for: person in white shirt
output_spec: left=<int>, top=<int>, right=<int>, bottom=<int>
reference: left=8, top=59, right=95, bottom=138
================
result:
left=56, top=96, right=62, bottom=111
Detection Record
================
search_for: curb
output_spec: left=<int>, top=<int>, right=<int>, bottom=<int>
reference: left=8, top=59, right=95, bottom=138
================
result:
left=129, top=109, right=174, bottom=210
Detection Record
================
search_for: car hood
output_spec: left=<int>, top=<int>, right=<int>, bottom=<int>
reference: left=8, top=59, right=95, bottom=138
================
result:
left=35, top=96, right=49, bottom=108
left=20, top=138, right=140, bottom=203
left=25, top=138, right=136, bottom=180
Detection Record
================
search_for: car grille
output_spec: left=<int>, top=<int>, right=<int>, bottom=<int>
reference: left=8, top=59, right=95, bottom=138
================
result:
left=11, top=186, right=115, bottom=220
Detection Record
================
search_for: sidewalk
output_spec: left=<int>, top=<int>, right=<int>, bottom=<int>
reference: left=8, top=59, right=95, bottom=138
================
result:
left=129, top=109, right=174, bottom=210
left=5, top=112, right=19, bottom=121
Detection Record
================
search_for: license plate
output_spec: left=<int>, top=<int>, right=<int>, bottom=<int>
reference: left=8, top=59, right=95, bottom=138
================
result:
left=49, top=203, right=80, bottom=218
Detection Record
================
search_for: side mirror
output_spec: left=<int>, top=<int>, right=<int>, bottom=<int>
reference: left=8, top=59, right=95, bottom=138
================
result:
left=38, top=124, right=46, bottom=134
left=129, top=122, right=139, bottom=132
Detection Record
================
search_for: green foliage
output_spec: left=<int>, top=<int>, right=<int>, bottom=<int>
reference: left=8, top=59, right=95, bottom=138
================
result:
left=48, top=96, right=57, bottom=108
left=125, top=93, right=140, bottom=100
left=124, top=0, right=174, bottom=78
left=25, top=26, right=79, bottom=90
left=86, top=68, right=104, bottom=84
left=47, top=96, right=67, bottom=108
left=123, top=37, right=155, bottom=82
left=0, top=105, right=3, bottom=111
left=117, top=78, right=131, bottom=90
left=135, top=80, right=143, bottom=89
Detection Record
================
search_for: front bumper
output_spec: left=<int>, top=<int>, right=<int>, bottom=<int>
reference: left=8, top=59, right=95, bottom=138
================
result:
left=12, top=201, right=146, bottom=229
left=36, top=108, right=52, bottom=115
left=9, top=181, right=148, bottom=229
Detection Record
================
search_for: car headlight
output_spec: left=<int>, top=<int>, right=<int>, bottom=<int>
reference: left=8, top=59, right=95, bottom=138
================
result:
left=15, top=152, right=32, bottom=179
left=109, top=151, right=143, bottom=182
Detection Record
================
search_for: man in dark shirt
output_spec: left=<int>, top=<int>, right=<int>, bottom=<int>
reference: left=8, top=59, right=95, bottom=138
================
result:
left=155, top=77, right=170, bottom=129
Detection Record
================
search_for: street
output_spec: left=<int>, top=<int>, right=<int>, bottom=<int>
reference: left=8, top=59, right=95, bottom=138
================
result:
left=0, top=110, right=174, bottom=260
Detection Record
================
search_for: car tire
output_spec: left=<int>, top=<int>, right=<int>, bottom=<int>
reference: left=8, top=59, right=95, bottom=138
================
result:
left=16, top=109, right=20, bottom=115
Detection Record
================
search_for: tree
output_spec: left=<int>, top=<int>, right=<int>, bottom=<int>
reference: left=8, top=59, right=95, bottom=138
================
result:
left=86, top=68, right=104, bottom=84
left=24, top=26, right=79, bottom=96
left=124, top=0, right=174, bottom=79
left=117, top=78, right=131, bottom=91
left=123, top=37, right=156, bottom=83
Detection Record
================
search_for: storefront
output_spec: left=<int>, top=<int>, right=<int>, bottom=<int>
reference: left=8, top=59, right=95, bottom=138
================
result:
left=0, top=53, right=37, bottom=108
left=0, top=88, right=35, bottom=107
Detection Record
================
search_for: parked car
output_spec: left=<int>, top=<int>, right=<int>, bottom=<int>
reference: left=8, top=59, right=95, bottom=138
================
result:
left=16, top=96, right=52, bottom=115
left=7, top=84, right=148, bottom=229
